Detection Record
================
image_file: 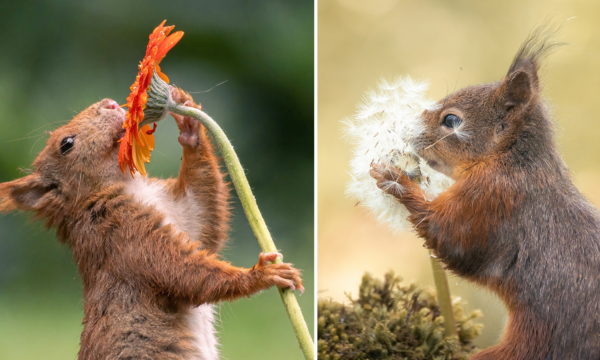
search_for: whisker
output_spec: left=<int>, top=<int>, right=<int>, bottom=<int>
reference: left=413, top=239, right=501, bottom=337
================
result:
left=425, top=131, right=456, bottom=150
left=75, top=173, right=83, bottom=205
left=41, top=114, right=52, bottom=124
left=65, top=130, right=103, bottom=164
left=53, top=129, right=103, bottom=169
left=26, top=120, right=70, bottom=136
left=6, top=134, right=48, bottom=143
left=30, top=133, right=49, bottom=155
left=187, top=80, right=229, bottom=94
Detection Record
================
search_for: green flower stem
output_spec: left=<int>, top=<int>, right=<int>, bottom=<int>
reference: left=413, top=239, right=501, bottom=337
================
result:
left=168, top=102, right=314, bottom=360
left=429, top=251, right=457, bottom=338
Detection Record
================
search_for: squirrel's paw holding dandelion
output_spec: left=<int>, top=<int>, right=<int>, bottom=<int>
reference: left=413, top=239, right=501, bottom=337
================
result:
left=370, top=163, right=418, bottom=200
left=252, top=252, right=304, bottom=295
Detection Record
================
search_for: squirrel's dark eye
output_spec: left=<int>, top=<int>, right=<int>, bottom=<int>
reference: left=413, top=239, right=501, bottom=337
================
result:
left=442, top=114, right=462, bottom=129
left=60, top=137, right=75, bottom=155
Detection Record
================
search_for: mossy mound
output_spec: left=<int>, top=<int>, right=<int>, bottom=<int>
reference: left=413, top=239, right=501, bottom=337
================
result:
left=318, top=271, right=483, bottom=360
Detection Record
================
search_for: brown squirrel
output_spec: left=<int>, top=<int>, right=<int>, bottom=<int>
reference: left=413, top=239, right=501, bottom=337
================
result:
left=371, top=27, right=600, bottom=359
left=0, top=87, right=303, bottom=359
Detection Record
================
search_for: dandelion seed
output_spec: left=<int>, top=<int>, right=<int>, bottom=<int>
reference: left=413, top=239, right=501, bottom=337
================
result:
left=344, top=76, right=453, bottom=232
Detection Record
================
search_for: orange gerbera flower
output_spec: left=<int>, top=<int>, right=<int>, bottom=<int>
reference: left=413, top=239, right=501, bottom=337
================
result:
left=119, top=20, right=184, bottom=176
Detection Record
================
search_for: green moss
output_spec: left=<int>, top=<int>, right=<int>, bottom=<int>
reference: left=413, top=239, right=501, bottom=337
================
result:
left=318, top=271, right=483, bottom=360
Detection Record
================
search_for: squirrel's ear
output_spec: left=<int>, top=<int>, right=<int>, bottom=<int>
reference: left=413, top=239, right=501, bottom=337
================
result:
left=498, top=70, right=536, bottom=113
left=0, top=173, right=52, bottom=213
left=504, top=70, right=533, bottom=110
left=494, top=70, right=537, bottom=152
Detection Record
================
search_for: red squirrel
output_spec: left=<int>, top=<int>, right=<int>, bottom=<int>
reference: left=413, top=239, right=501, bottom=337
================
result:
left=0, top=87, right=303, bottom=360
left=371, top=28, right=600, bottom=359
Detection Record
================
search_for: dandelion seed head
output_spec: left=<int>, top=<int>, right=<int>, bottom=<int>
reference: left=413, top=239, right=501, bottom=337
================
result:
left=345, top=76, right=453, bottom=232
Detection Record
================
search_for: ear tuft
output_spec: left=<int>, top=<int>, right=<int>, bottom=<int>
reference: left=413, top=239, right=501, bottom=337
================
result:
left=506, top=22, right=566, bottom=93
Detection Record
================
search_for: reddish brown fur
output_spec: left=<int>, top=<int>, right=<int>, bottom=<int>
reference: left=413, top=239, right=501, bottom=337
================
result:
left=0, top=90, right=302, bottom=359
left=372, top=25, right=600, bottom=359
left=166, top=88, right=228, bottom=253
left=374, top=162, right=521, bottom=273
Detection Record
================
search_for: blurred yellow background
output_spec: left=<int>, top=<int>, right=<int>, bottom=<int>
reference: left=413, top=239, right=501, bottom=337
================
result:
left=318, top=0, right=600, bottom=349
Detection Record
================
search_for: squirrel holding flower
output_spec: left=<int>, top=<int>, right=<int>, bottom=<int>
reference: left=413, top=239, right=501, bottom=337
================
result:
left=371, top=27, right=600, bottom=359
left=0, top=87, right=303, bottom=359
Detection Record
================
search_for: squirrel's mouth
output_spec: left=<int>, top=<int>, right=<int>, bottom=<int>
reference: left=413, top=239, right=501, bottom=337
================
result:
left=113, top=128, right=126, bottom=146
left=426, top=159, right=439, bottom=168
left=117, top=128, right=126, bottom=140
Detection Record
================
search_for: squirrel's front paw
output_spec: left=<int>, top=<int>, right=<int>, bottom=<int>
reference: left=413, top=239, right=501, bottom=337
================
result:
left=169, top=86, right=204, bottom=150
left=252, top=252, right=304, bottom=295
left=174, top=105, right=201, bottom=149
left=370, top=163, right=417, bottom=199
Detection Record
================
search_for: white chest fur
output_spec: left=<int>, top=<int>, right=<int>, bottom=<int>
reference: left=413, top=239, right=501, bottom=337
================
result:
left=187, top=304, right=219, bottom=360
left=125, top=175, right=204, bottom=241
left=125, top=176, right=218, bottom=359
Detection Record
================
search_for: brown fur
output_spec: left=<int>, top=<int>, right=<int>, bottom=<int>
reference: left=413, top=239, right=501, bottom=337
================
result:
left=0, top=91, right=302, bottom=359
left=372, top=25, right=600, bottom=359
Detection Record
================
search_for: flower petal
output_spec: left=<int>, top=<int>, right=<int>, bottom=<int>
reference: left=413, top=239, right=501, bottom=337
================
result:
left=119, top=20, right=183, bottom=176
left=156, top=31, right=184, bottom=61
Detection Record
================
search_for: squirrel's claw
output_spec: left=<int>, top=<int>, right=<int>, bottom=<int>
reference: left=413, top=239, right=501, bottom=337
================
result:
left=370, top=163, right=416, bottom=200
left=254, top=252, right=303, bottom=294
left=258, top=252, right=283, bottom=267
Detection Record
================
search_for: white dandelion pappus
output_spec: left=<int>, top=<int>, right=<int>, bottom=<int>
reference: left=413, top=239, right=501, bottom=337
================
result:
left=345, top=76, right=454, bottom=232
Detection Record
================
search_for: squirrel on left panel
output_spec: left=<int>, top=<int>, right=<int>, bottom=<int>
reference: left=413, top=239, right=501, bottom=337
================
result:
left=0, top=86, right=303, bottom=360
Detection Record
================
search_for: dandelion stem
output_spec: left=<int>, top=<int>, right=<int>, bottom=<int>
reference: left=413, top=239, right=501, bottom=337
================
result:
left=167, top=102, right=314, bottom=360
left=429, top=250, right=458, bottom=338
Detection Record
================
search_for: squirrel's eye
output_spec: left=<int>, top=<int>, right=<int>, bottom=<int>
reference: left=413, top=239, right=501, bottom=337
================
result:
left=442, top=114, right=462, bottom=129
left=60, top=137, right=75, bottom=155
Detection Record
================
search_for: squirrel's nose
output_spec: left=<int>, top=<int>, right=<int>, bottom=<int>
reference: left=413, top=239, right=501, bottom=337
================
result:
left=100, top=99, right=125, bottom=116
left=100, top=98, right=120, bottom=110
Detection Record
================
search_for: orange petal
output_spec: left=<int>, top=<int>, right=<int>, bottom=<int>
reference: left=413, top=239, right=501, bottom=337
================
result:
left=140, top=125, right=155, bottom=151
left=120, top=21, right=182, bottom=176
left=132, top=140, right=146, bottom=176
left=156, top=31, right=184, bottom=61
left=156, top=64, right=169, bottom=83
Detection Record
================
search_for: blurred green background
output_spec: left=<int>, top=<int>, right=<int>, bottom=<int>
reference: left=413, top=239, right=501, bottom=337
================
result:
left=0, top=1, right=313, bottom=359
left=319, top=0, right=600, bottom=352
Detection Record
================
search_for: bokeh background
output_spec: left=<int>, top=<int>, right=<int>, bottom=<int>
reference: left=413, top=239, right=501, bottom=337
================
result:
left=319, top=0, right=600, bottom=350
left=0, top=1, right=313, bottom=359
